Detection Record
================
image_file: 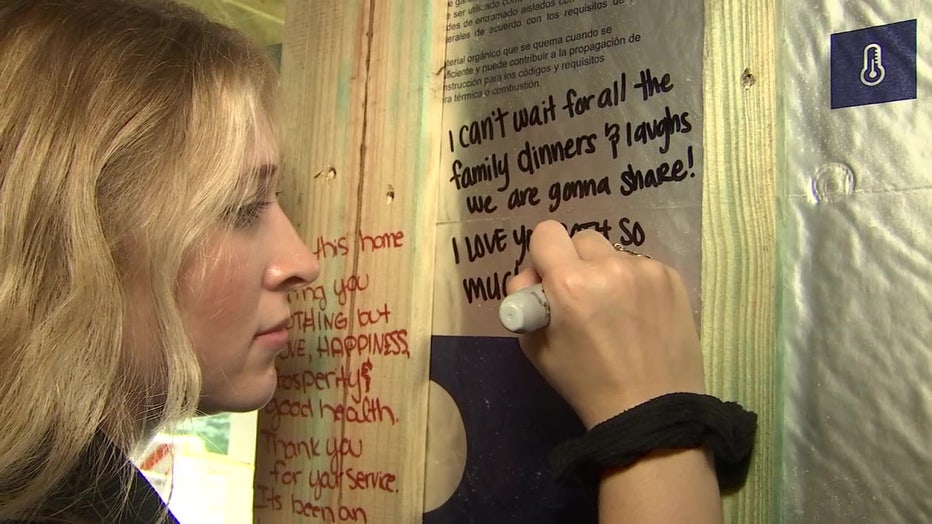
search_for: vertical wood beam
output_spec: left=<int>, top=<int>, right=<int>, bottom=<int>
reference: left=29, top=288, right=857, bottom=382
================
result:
left=702, top=1, right=778, bottom=522
left=254, top=1, right=446, bottom=521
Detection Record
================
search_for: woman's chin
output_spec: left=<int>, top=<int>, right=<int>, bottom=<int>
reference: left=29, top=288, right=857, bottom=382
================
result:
left=198, top=369, right=278, bottom=414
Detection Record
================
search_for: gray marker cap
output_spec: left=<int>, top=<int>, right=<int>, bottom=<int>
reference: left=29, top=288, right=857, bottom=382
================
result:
left=498, top=283, right=550, bottom=333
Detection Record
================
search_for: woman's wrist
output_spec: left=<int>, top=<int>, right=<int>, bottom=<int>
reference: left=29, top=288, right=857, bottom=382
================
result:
left=576, top=382, right=708, bottom=430
left=550, top=392, right=758, bottom=492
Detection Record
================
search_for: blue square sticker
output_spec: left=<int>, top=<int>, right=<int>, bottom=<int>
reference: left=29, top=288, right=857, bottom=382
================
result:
left=830, top=19, right=917, bottom=109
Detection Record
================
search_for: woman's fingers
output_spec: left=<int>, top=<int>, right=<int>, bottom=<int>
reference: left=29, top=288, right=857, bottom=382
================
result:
left=505, top=266, right=541, bottom=295
left=527, top=220, right=579, bottom=278
left=571, top=229, right=618, bottom=260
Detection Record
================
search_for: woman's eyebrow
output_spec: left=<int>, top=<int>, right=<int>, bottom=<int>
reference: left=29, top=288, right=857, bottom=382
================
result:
left=255, top=163, right=278, bottom=178
left=252, top=163, right=278, bottom=196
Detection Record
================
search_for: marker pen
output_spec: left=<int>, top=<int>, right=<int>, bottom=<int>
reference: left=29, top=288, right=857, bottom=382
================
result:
left=499, top=244, right=645, bottom=333
left=498, top=283, right=549, bottom=333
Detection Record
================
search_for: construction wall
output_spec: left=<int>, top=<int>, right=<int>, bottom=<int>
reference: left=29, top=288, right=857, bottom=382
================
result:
left=252, top=1, right=776, bottom=522
left=251, top=0, right=930, bottom=522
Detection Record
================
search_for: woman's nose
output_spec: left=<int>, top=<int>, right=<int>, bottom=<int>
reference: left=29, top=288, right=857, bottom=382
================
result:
left=264, top=206, right=320, bottom=291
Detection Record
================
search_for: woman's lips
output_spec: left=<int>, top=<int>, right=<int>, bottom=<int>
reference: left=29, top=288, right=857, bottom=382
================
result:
left=254, top=325, right=290, bottom=349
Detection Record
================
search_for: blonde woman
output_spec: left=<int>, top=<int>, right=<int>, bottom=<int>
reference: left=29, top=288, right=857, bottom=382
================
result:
left=1, top=0, right=317, bottom=521
left=1, top=1, right=753, bottom=522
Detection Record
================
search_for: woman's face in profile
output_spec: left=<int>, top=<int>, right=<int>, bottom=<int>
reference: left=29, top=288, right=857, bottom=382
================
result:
left=176, top=129, right=319, bottom=413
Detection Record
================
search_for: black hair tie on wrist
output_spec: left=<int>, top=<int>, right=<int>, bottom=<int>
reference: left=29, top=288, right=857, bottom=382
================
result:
left=548, top=393, right=758, bottom=492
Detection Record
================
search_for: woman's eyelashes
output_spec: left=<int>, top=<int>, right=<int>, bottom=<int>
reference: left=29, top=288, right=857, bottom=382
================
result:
left=230, top=200, right=272, bottom=228
left=227, top=193, right=280, bottom=229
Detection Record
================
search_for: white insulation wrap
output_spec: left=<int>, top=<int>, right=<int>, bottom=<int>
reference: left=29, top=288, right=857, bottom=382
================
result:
left=780, top=2, right=932, bottom=522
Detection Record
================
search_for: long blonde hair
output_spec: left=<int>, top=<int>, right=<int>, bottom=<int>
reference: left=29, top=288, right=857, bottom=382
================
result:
left=0, top=0, right=281, bottom=519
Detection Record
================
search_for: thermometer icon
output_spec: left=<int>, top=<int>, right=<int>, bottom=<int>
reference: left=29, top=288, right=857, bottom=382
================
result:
left=860, top=43, right=886, bottom=87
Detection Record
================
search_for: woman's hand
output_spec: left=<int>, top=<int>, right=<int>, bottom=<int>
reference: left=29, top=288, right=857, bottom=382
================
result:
left=506, top=220, right=706, bottom=429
